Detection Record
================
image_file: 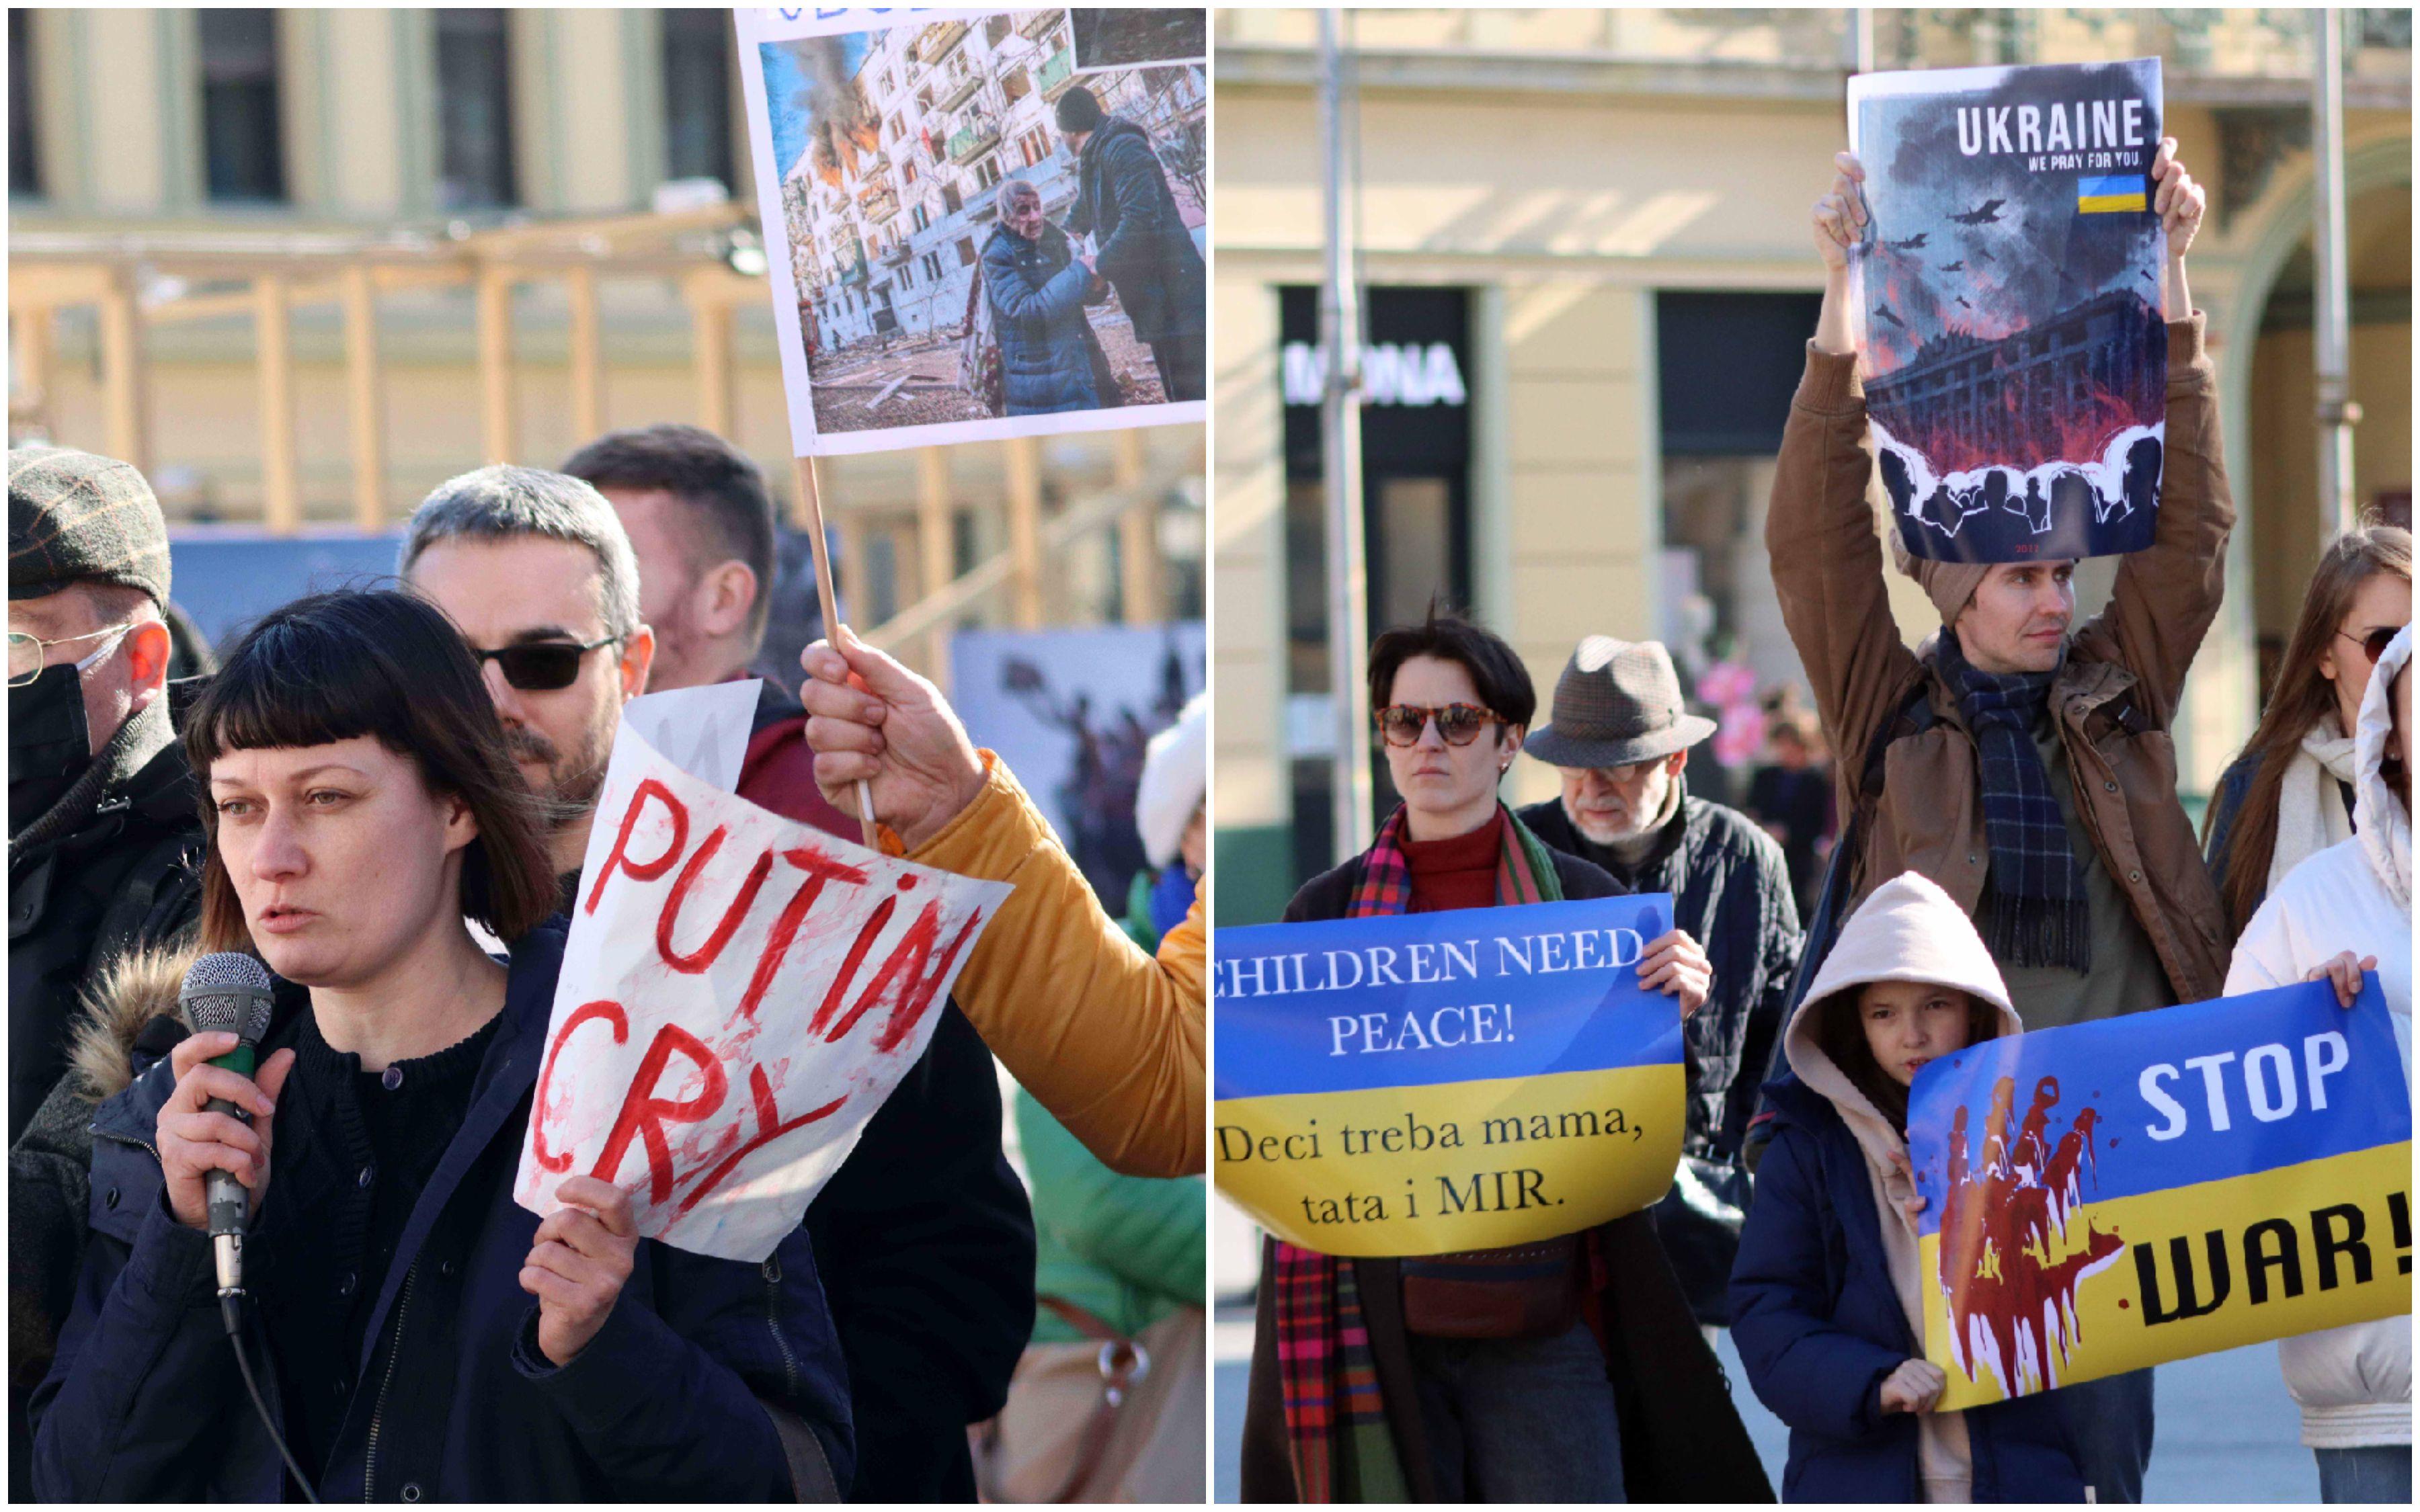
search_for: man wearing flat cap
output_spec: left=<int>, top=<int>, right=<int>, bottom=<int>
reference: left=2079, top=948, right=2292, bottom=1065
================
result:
left=1055, top=84, right=1205, bottom=404
left=1516, top=636, right=1802, bottom=1335
left=7, top=446, right=207, bottom=1501
left=1758, top=154, right=2226, bottom=1503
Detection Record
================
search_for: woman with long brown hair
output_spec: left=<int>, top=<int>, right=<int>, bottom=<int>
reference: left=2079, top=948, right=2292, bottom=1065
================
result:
left=2204, top=524, right=2411, bottom=936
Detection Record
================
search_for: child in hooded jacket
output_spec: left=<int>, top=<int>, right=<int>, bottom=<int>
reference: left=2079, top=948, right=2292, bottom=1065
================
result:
left=1730, top=870, right=2087, bottom=1503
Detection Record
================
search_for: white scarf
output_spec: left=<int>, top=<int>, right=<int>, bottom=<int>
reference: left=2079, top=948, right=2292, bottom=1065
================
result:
left=2269, top=718, right=2363, bottom=893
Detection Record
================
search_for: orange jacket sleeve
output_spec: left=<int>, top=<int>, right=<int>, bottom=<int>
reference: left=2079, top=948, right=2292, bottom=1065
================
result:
left=910, top=755, right=1204, bottom=1177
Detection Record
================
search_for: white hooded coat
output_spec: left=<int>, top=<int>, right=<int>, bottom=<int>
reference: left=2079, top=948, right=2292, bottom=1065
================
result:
left=2226, top=624, right=2413, bottom=1450
left=1785, top=870, right=2027, bottom=1503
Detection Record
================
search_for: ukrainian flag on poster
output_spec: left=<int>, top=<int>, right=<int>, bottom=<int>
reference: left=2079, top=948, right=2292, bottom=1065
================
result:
left=1213, top=895, right=1685, bottom=1257
left=2079, top=173, right=2148, bottom=213
left=1908, top=976, right=2413, bottom=1411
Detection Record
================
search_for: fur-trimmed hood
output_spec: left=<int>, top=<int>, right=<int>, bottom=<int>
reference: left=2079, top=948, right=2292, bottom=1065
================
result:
left=66, top=941, right=199, bottom=1104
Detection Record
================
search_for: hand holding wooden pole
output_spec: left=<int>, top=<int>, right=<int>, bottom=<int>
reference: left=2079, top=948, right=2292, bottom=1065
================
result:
left=793, top=456, right=882, bottom=849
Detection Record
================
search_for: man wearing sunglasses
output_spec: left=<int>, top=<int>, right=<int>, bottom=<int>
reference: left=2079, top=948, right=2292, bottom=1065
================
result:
left=7, top=446, right=210, bottom=1503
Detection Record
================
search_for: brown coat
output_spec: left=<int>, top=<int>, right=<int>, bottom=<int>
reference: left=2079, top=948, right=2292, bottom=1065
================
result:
left=1765, top=313, right=2235, bottom=1006
left=910, top=754, right=1204, bottom=1177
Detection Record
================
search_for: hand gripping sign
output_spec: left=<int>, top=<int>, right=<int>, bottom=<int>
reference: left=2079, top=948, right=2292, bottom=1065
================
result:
left=1213, top=895, right=1685, bottom=1257
left=514, top=681, right=1010, bottom=1262
left=1908, top=975, right=2412, bottom=1411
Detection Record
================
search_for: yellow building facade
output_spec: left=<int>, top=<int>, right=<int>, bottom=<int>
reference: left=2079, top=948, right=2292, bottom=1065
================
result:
left=1213, top=7, right=2413, bottom=923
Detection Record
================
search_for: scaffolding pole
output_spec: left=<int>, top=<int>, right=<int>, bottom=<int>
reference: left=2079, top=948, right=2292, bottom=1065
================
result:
left=1318, top=7, right=1373, bottom=864
left=2312, top=7, right=2362, bottom=544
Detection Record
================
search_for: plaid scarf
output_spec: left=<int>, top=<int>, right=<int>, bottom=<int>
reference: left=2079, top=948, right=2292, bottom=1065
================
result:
left=1273, top=804, right=1562, bottom=1501
left=1939, top=633, right=2092, bottom=972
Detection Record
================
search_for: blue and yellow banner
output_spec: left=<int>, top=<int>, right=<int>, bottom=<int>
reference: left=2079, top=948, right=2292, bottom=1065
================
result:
left=1908, top=976, right=2412, bottom=1410
left=2077, top=172, right=2148, bottom=213
left=1213, top=895, right=1685, bottom=1257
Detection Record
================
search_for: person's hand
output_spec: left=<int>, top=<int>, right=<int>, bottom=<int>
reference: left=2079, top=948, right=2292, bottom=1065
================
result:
left=155, top=1032, right=296, bottom=1230
left=2150, top=138, right=2204, bottom=265
left=1639, top=929, right=1713, bottom=1019
left=1813, top=151, right=1867, bottom=273
left=800, top=626, right=987, bottom=851
left=1879, top=1357, right=1947, bottom=1415
left=1886, top=1148, right=1929, bottom=1228
left=2306, top=951, right=2378, bottom=1009
left=522, top=1175, right=639, bottom=1368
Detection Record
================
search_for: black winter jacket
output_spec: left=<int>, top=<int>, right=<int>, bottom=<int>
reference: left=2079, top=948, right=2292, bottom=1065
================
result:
left=28, top=921, right=854, bottom=1503
left=1066, top=116, right=1205, bottom=345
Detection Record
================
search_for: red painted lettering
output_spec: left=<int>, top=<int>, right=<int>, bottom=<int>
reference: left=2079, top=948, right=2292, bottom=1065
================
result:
left=807, top=896, right=894, bottom=1036
left=591, top=1023, right=729, bottom=1206
left=530, top=1000, right=629, bottom=1173
left=824, top=900, right=984, bottom=1052
left=657, top=825, right=775, bottom=973
left=739, top=846, right=872, bottom=1021
left=585, top=778, right=690, bottom=915
left=674, top=1063, right=848, bottom=1218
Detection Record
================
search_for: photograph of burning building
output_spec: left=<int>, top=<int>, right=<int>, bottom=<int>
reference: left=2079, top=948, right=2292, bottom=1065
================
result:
left=1850, top=58, right=2169, bottom=562
left=739, top=8, right=1207, bottom=452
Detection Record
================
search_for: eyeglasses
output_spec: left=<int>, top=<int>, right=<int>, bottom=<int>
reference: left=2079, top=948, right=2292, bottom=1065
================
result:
left=1375, top=703, right=1502, bottom=748
left=6, top=623, right=135, bottom=687
left=2337, top=626, right=2404, bottom=667
left=468, top=634, right=621, bottom=692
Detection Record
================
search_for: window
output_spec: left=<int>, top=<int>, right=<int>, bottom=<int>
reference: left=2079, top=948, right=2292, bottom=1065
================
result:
left=661, top=7, right=733, bottom=188
left=985, top=15, right=1012, bottom=47
left=199, top=10, right=284, bottom=202
left=955, top=236, right=977, bottom=267
left=899, top=263, right=914, bottom=290
left=1016, top=125, right=1052, bottom=169
left=922, top=249, right=944, bottom=280
left=1002, top=65, right=1031, bottom=104
left=901, top=158, right=918, bottom=185
left=436, top=9, right=516, bottom=209
left=970, top=155, right=1001, bottom=190
left=910, top=203, right=930, bottom=232
left=9, top=10, right=39, bottom=198
left=941, top=183, right=963, bottom=214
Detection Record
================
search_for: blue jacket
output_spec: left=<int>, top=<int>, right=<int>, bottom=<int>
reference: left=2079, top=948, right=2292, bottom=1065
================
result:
left=982, top=220, right=1104, bottom=415
left=28, top=921, right=854, bottom=1502
left=1729, top=1074, right=2085, bottom=1503
left=1067, top=116, right=1205, bottom=345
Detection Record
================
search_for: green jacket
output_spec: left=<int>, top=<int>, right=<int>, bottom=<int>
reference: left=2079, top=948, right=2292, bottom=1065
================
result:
left=1017, top=1090, right=1205, bottom=1344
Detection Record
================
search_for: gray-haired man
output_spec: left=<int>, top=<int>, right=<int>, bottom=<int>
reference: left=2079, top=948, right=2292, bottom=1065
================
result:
left=400, top=465, right=657, bottom=880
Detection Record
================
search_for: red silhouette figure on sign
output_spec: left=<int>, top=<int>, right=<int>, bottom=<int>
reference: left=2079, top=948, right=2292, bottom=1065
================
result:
left=1935, top=1075, right=2126, bottom=1398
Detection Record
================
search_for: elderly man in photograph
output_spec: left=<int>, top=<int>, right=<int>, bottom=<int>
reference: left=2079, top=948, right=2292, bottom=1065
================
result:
left=1055, top=85, right=1206, bottom=405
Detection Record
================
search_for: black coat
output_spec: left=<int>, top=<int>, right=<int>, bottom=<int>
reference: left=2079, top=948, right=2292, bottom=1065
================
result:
left=1238, top=842, right=1773, bottom=1503
left=28, top=921, right=855, bottom=1502
left=1067, top=116, right=1205, bottom=345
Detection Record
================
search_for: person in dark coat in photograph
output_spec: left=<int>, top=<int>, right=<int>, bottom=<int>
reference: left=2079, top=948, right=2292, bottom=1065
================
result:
left=1730, top=870, right=2085, bottom=1503
left=28, top=589, right=852, bottom=1501
left=1237, top=609, right=1768, bottom=1504
left=982, top=177, right=1118, bottom=416
left=1055, top=86, right=1206, bottom=404
left=1516, top=636, right=1802, bottom=1331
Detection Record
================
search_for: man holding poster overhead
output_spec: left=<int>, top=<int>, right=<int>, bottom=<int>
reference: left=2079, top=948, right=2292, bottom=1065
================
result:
left=1767, top=62, right=2222, bottom=1500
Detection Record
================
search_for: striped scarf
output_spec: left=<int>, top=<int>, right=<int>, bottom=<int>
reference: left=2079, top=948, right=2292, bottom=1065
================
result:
left=1273, top=804, right=1561, bottom=1501
left=1939, top=632, right=2091, bottom=972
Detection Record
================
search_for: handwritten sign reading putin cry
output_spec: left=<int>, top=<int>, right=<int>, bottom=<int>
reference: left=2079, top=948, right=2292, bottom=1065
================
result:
left=1213, top=895, right=1685, bottom=1257
left=513, top=683, right=1010, bottom=1262
left=1908, top=975, right=2411, bottom=1411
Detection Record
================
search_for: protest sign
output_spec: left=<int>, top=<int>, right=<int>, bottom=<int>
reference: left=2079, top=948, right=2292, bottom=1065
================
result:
left=1908, top=976, right=2412, bottom=1411
left=1849, top=58, right=2167, bottom=564
left=514, top=680, right=1012, bottom=1263
left=735, top=7, right=1207, bottom=454
left=1213, top=895, right=1685, bottom=1257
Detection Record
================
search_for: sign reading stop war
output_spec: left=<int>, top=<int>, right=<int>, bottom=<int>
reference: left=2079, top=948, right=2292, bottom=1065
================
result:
left=1213, top=895, right=1685, bottom=1258
left=513, top=683, right=1011, bottom=1263
left=1908, top=976, right=2412, bottom=1411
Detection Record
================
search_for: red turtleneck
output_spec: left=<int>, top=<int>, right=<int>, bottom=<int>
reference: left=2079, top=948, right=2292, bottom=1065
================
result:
left=1400, top=811, right=1502, bottom=913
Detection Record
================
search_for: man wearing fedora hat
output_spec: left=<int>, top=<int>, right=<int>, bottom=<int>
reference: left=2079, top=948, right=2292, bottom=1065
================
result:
left=1517, top=636, right=1803, bottom=1334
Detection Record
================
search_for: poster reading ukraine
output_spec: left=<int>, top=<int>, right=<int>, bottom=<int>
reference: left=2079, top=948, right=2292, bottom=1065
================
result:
left=1848, top=58, right=2167, bottom=563
left=1213, top=895, right=1684, bottom=1257
left=1908, top=976, right=2412, bottom=1411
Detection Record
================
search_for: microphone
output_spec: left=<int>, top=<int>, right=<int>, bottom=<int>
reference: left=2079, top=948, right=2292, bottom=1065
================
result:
left=177, top=952, right=277, bottom=1312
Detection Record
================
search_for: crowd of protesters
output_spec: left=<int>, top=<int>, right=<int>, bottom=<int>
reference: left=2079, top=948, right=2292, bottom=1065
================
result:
left=1235, top=137, right=2409, bottom=1507
left=8, top=421, right=1206, bottom=1501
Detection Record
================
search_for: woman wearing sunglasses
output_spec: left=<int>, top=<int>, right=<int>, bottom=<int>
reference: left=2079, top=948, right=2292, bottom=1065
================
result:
left=2204, top=523, right=2411, bottom=937
left=1239, top=609, right=1764, bottom=1504
left=29, top=589, right=851, bottom=1502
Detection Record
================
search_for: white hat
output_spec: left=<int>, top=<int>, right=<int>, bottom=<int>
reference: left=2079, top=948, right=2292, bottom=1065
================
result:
left=1136, top=691, right=1207, bottom=870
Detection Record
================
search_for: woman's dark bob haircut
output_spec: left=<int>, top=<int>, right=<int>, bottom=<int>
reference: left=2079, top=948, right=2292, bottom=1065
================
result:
left=1366, top=606, right=1537, bottom=734
left=184, top=588, right=558, bottom=954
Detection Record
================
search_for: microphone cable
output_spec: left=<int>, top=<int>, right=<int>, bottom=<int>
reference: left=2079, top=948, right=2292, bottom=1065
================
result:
left=221, top=1293, right=320, bottom=1504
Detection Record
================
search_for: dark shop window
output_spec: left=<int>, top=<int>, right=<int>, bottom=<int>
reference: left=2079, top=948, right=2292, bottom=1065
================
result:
left=200, top=9, right=285, bottom=202
left=436, top=9, right=517, bottom=210
left=661, top=7, right=733, bottom=190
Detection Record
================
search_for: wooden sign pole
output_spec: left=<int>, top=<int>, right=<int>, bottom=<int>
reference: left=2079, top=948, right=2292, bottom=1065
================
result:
left=793, top=455, right=882, bottom=849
